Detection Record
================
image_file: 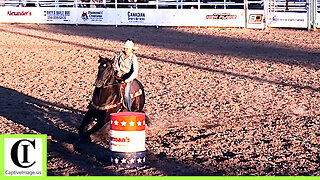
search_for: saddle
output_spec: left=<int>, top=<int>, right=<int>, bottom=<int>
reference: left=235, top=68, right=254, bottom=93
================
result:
left=120, top=81, right=143, bottom=109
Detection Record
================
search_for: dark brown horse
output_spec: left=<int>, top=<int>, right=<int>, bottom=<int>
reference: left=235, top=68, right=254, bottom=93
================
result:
left=78, top=56, right=147, bottom=140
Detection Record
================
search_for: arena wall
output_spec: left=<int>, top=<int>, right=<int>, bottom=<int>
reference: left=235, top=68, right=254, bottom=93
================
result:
left=0, top=0, right=318, bottom=30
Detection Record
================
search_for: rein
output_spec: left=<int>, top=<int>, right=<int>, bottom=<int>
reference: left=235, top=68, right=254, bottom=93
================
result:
left=91, top=72, right=122, bottom=110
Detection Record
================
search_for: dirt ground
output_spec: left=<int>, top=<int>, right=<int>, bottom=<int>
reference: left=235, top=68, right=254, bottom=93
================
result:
left=0, top=24, right=320, bottom=176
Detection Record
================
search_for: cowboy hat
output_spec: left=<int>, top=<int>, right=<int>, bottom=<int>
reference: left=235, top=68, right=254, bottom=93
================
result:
left=123, top=40, right=138, bottom=50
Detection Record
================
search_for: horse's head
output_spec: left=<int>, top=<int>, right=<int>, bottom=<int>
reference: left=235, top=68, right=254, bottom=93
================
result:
left=95, top=56, right=116, bottom=88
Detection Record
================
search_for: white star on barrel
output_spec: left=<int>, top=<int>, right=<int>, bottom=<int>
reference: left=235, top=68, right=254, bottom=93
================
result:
left=129, top=121, right=135, bottom=126
left=121, top=121, right=126, bottom=126
left=137, top=158, right=142, bottom=163
left=114, top=120, right=119, bottom=126
left=121, top=158, right=127, bottom=164
left=130, top=158, right=135, bottom=164
left=137, top=121, right=142, bottom=126
left=114, top=158, right=119, bottom=164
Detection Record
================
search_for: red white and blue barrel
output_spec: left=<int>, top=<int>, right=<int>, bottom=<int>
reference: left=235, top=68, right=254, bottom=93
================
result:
left=110, top=112, right=146, bottom=168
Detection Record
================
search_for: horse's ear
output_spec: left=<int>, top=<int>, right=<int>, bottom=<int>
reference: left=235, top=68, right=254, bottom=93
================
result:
left=111, top=56, right=116, bottom=63
left=98, top=55, right=102, bottom=63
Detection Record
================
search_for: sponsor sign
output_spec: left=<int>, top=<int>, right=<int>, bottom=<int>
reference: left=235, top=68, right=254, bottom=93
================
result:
left=81, top=11, right=104, bottom=22
left=7, top=10, right=32, bottom=16
left=44, top=10, right=71, bottom=22
left=206, top=13, right=237, bottom=20
left=0, top=134, right=47, bottom=177
left=272, top=15, right=304, bottom=22
left=127, top=11, right=145, bottom=22
left=270, top=12, right=308, bottom=28
left=248, top=14, right=263, bottom=24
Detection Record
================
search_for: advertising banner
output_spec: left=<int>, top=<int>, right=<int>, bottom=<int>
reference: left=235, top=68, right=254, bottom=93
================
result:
left=76, top=8, right=111, bottom=25
left=269, top=12, right=308, bottom=28
left=115, top=9, right=245, bottom=27
left=201, top=9, right=245, bottom=27
left=42, top=8, right=75, bottom=24
left=116, top=9, right=157, bottom=26
left=0, top=7, right=41, bottom=23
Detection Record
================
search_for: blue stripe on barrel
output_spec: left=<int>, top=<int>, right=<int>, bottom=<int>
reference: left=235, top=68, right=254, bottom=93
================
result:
left=111, top=151, right=146, bottom=168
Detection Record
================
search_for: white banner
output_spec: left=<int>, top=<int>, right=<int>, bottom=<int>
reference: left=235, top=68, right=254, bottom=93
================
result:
left=1, top=7, right=41, bottom=23
left=269, top=12, right=308, bottom=28
left=115, top=9, right=245, bottom=27
left=110, top=130, right=145, bottom=153
left=0, top=7, right=245, bottom=27
left=76, top=8, right=112, bottom=25
left=1, top=6, right=317, bottom=29
left=43, top=9, right=75, bottom=24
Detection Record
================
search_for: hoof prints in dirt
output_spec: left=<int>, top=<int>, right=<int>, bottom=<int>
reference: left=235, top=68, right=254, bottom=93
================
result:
left=147, top=125, right=320, bottom=175
left=1, top=24, right=320, bottom=175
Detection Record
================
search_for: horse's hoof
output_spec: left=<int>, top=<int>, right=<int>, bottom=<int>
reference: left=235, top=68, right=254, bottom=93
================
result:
left=77, top=136, right=91, bottom=144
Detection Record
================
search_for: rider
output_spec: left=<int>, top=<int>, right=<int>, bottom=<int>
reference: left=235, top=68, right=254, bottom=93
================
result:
left=114, top=40, right=139, bottom=112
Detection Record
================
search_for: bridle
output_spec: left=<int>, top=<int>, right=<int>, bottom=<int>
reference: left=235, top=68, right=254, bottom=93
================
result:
left=91, top=65, right=122, bottom=111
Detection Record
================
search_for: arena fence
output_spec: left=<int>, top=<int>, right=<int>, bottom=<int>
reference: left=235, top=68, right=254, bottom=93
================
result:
left=0, top=0, right=318, bottom=29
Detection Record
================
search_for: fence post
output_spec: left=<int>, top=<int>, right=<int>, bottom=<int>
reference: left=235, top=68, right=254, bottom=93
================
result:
left=244, top=0, right=248, bottom=29
left=312, top=0, right=316, bottom=30
left=307, top=0, right=311, bottom=30
left=264, top=0, right=269, bottom=29
left=115, top=0, right=118, bottom=27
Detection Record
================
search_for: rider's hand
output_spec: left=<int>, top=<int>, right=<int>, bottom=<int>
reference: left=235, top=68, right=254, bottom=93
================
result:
left=115, top=76, right=123, bottom=82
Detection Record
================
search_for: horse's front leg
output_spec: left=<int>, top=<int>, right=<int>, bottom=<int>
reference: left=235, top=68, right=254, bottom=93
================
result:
left=78, top=109, right=95, bottom=139
left=80, top=110, right=110, bottom=140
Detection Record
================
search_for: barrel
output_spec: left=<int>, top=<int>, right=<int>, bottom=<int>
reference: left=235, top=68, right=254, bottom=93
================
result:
left=110, top=112, right=146, bottom=168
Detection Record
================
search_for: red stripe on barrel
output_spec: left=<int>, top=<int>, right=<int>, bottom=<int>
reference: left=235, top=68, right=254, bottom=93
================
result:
left=110, top=112, right=145, bottom=131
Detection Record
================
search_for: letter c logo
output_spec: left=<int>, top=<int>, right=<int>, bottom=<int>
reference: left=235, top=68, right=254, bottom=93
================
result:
left=10, top=139, right=36, bottom=168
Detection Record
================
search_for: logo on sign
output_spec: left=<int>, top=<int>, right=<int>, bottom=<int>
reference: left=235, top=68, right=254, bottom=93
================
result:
left=81, top=11, right=103, bottom=22
left=7, top=11, right=31, bottom=16
left=206, top=13, right=237, bottom=20
left=81, top=12, right=89, bottom=21
left=272, top=15, right=278, bottom=22
left=128, top=11, right=145, bottom=22
left=248, top=14, right=263, bottom=24
left=2, top=135, right=46, bottom=176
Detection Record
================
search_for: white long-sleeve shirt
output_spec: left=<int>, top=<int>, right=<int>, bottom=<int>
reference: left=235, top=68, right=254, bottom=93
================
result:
left=115, top=52, right=138, bottom=83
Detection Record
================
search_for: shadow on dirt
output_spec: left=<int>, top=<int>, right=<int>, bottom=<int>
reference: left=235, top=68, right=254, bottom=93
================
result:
left=0, top=86, right=209, bottom=175
left=0, top=26, right=318, bottom=94
left=9, top=24, right=320, bottom=69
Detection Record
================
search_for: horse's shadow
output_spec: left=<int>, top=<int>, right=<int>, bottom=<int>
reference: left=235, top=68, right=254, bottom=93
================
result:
left=0, top=86, right=208, bottom=175
left=0, top=86, right=116, bottom=175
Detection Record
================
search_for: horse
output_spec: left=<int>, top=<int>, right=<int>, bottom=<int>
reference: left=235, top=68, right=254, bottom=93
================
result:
left=78, top=56, right=147, bottom=140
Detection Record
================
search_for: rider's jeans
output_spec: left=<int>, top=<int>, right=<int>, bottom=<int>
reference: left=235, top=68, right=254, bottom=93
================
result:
left=124, top=81, right=132, bottom=111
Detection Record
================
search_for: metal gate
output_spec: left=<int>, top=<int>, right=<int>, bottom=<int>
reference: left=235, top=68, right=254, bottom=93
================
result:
left=264, top=0, right=318, bottom=30
left=316, top=0, right=320, bottom=28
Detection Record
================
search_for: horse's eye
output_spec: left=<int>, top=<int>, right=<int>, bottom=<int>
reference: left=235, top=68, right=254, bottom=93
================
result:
left=103, top=64, right=107, bottom=68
